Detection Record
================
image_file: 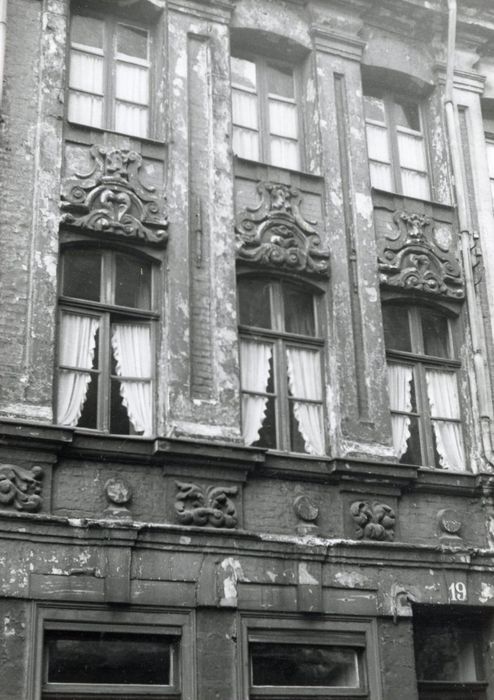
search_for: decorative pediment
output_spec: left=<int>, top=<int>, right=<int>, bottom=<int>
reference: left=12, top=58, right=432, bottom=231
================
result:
left=235, top=181, right=330, bottom=276
left=377, top=210, right=464, bottom=299
left=61, top=145, right=168, bottom=246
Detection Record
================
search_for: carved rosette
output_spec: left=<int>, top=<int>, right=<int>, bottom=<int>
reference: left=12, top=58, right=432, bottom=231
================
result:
left=174, top=481, right=238, bottom=528
left=0, top=464, right=44, bottom=512
left=350, top=501, right=396, bottom=541
left=235, top=182, right=330, bottom=276
left=377, top=211, right=464, bottom=298
left=61, top=145, right=168, bottom=245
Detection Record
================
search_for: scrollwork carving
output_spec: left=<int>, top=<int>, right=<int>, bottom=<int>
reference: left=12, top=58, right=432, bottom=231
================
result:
left=377, top=210, right=464, bottom=298
left=235, top=182, right=330, bottom=276
left=350, top=500, right=396, bottom=541
left=174, top=481, right=238, bottom=528
left=0, top=464, right=44, bottom=512
left=61, top=145, right=168, bottom=245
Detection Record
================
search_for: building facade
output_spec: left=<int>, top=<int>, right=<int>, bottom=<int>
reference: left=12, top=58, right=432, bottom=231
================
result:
left=2, top=0, right=494, bottom=697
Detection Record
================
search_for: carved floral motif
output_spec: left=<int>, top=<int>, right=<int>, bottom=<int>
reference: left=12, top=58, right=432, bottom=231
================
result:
left=377, top=210, right=464, bottom=298
left=235, top=182, right=330, bottom=276
left=174, top=481, right=238, bottom=528
left=350, top=501, right=396, bottom=541
left=61, top=146, right=168, bottom=245
left=0, top=464, right=44, bottom=512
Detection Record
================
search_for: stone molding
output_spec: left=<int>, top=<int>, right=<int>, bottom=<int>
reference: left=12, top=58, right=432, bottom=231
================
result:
left=350, top=500, right=396, bottom=541
left=0, top=464, right=44, bottom=512
left=310, top=26, right=366, bottom=62
left=174, top=481, right=238, bottom=528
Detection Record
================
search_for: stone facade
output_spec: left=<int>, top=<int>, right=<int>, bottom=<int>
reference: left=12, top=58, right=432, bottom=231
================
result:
left=2, top=0, right=494, bottom=698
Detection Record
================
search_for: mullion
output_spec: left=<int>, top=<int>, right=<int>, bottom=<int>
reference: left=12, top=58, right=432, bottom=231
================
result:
left=415, top=362, right=435, bottom=467
left=385, top=97, right=402, bottom=194
left=258, top=57, right=270, bottom=164
left=98, top=312, right=111, bottom=433
left=105, top=17, right=116, bottom=131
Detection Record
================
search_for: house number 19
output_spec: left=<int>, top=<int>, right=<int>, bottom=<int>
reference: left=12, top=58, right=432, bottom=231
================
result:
left=448, top=581, right=467, bottom=602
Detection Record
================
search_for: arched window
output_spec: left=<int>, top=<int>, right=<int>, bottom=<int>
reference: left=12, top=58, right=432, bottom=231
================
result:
left=383, top=303, right=465, bottom=471
left=238, top=276, right=325, bottom=456
left=56, top=248, right=157, bottom=436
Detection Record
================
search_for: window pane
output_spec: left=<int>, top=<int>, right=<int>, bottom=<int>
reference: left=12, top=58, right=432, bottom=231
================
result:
left=115, top=255, right=152, bottom=309
left=414, top=624, right=481, bottom=682
left=399, top=414, right=421, bottom=465
left=69, top=50, right=104, bottom=94
left=115, top=102, right=149, bottom=137
left=364, top=94, right=386, bottom=123
left=397, top=132, right=427, bottom=170
left=266, top=63, right=294, bottom=98
left=251, top=643, right=359, bottom=687
left=110, top=378, right=131, bottom=435
left=401, top=169, right=430, bottom=199
left=77, top=372, right=98, bottom=429
left=238, top=279, right=272, bottom=328
left=232, top=90, right=258, bottom=129
left=382, top=306, right=412, bottom=352
left=233, top=126, right=260, bottom=160
left=68, top=92, right=103, bottom=128
left=63, top=251, right=101, bottom=302
left=370, top=161, right=393, bottom=190
left=486, top=140, right=494, bottom=179
left=71, top=15, right=104, bottom=49
left=289, top=400, right=308, bottom=453
left=231, top=57, right=257, bottom=91
left=269, top=100, right=298, bottom=139
left=252, top=394, right=276, bottom=449
left=117, top=24, right=148, bottom=60
left=45, top=631, right=173, bottom=685
left=395, top=100, right=421, bottom=131
left=426, top=370, right=460, bottom=419
left=116, top=62, right=149, bottom=105
left=421, top=309, right=450, bottom=357
left=366, top=123, right=390, bottom=162
left=283, top=284, right=315, bottom=336
left=270, top=136, right=300, bottom=170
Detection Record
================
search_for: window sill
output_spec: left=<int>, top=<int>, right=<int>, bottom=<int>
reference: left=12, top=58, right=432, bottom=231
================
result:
left=64, top=121, right=166, bottom=158
left=233, top=156, right=324, bottom=185
left=371, top=187, right=455, bottom=217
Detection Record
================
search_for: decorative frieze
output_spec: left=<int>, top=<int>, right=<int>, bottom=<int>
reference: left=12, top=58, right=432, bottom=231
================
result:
left=235, top=181, right=330, bottom=276
left=350, top=500, right=396, bottom=541
left=377, top=209, right=464, bottom=299
left=61, top=145, right=168, bottom=245
left=0, top=464, right=44, bottom=512
left=174, top=481, right=238, bottom=528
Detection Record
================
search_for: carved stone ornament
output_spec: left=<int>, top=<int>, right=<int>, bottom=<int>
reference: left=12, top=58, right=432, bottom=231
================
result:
left=0, top=464, right=44, bottom=512
left=377, top=211, right=464, bottom=298
left=174, top=481, right=238, bottom=528
left=61, top=145, right=168, bottom=245
left=350, top=500, right=396, bottom=541
left=235, top=181, right=330, bottom=276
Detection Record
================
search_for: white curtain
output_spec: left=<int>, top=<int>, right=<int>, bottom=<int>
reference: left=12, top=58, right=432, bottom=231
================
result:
left=286, top=347, right=325, bottom=456
left=240, top=340, right=272, bottom=445
left=387, top=363, right=413, bottom=458
left=426, top=369, right=465, bottom=471
left=111, top=324, right=153, bottom=436
left=57, top=313, right=99, bottom=426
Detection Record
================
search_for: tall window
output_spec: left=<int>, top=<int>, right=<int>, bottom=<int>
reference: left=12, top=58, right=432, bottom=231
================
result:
left=231, top=55, right=301, bottom=170
left=68, top=11, right=151, bottom=137
left=238, top=277, right=325, bottom=456
left=364, top=89, right=430, bottom=200
left=57, top=249, right=156, bottom=436
left=383, top=304, right=465, bottom=471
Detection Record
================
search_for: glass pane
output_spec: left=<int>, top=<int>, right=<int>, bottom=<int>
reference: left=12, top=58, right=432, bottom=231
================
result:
left=283, top=284, right=315, bottom=335
left=414, top=624, right=481, bottom=682
left=233, top=127, right=260, bottom=160
left=270, top=136, right=300, bottom=170
left=45, top=631, right=172, bottom=685
left=364, top=94, right=386, bottom=123
left=426, top=370, right=460, bottom=419
left=269, top=100, right=298, bottom=139
left=395, top=100, right=421, bottom=131
left=366, top=123, right=390, bottom=162
left=486, top=140, right=494, bottom=178
left=117, top=24, right=148, bottom=60
left=68, top=91, right=103, bottom=128
left=421, top=309, right=450, bottom=357
left=116, top=62, right=149, bottom=105
left=370, top=161, right=393, bottom=190
left=401, top=169, right=430, bottom=199
left=231, top=56, right=257, bottom=91
left=251, top=643, right=359, bottom=687
left=382, top=306, right=412, bottom=352
left=115, top=102, right=149, bottom=138
left=71, top=15, right=104, bottom=49
left=289, top=400, right=307, bottom=453
left=266, top=63, right=294, bottom=98
left=398, top=132, right=427, bottom=170
left=63, top=251, right=101, bottom=302
left=232, top=90, right=258, bottom=129
left=399, top=414, right=421, bottom=465
left=110, top=378, right=131, bottom=435
left=252, top=394, right=276, bottom=449
left=115, top=255, right=152, bottom=309
left=77, top=373, right=98, bottom=429
left=238, top=278, right=272, bottom=328
left=69, top=50, right=104, bottom=94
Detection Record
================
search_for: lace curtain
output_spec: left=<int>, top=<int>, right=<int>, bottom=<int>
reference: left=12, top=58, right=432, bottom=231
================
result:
left=387, top=363, right=413, bottom=458
left=240, top=340, right=272, bottom=445
left=111, top=323, right=153, bottom=436
left=57, top=313, right=99, bottom=426
left=426, top=369, right=465, bottom=471
left=286, top=347, right=325, bottom=456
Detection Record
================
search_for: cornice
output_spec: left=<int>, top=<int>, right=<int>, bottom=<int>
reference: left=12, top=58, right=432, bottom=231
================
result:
left=310, top=25, right=366, bottom=62
left=167, top=0, right=233, bottom=23
left=434, top=62, right=486, bottom=94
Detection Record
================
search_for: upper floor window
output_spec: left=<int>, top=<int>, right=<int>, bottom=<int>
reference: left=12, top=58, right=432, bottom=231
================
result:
left=383, top=304, right=465, bottom=471
left=231, top=55, right=301, bottom=170
left=68, top=11, right=151, bottom=137
left=57, top=248, right=157, bottom=436
left=238, top=277, right=325, bottom=456
left=485, top=137, right=494, bottom=206
left=364, top=89, right=430, bottom=200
